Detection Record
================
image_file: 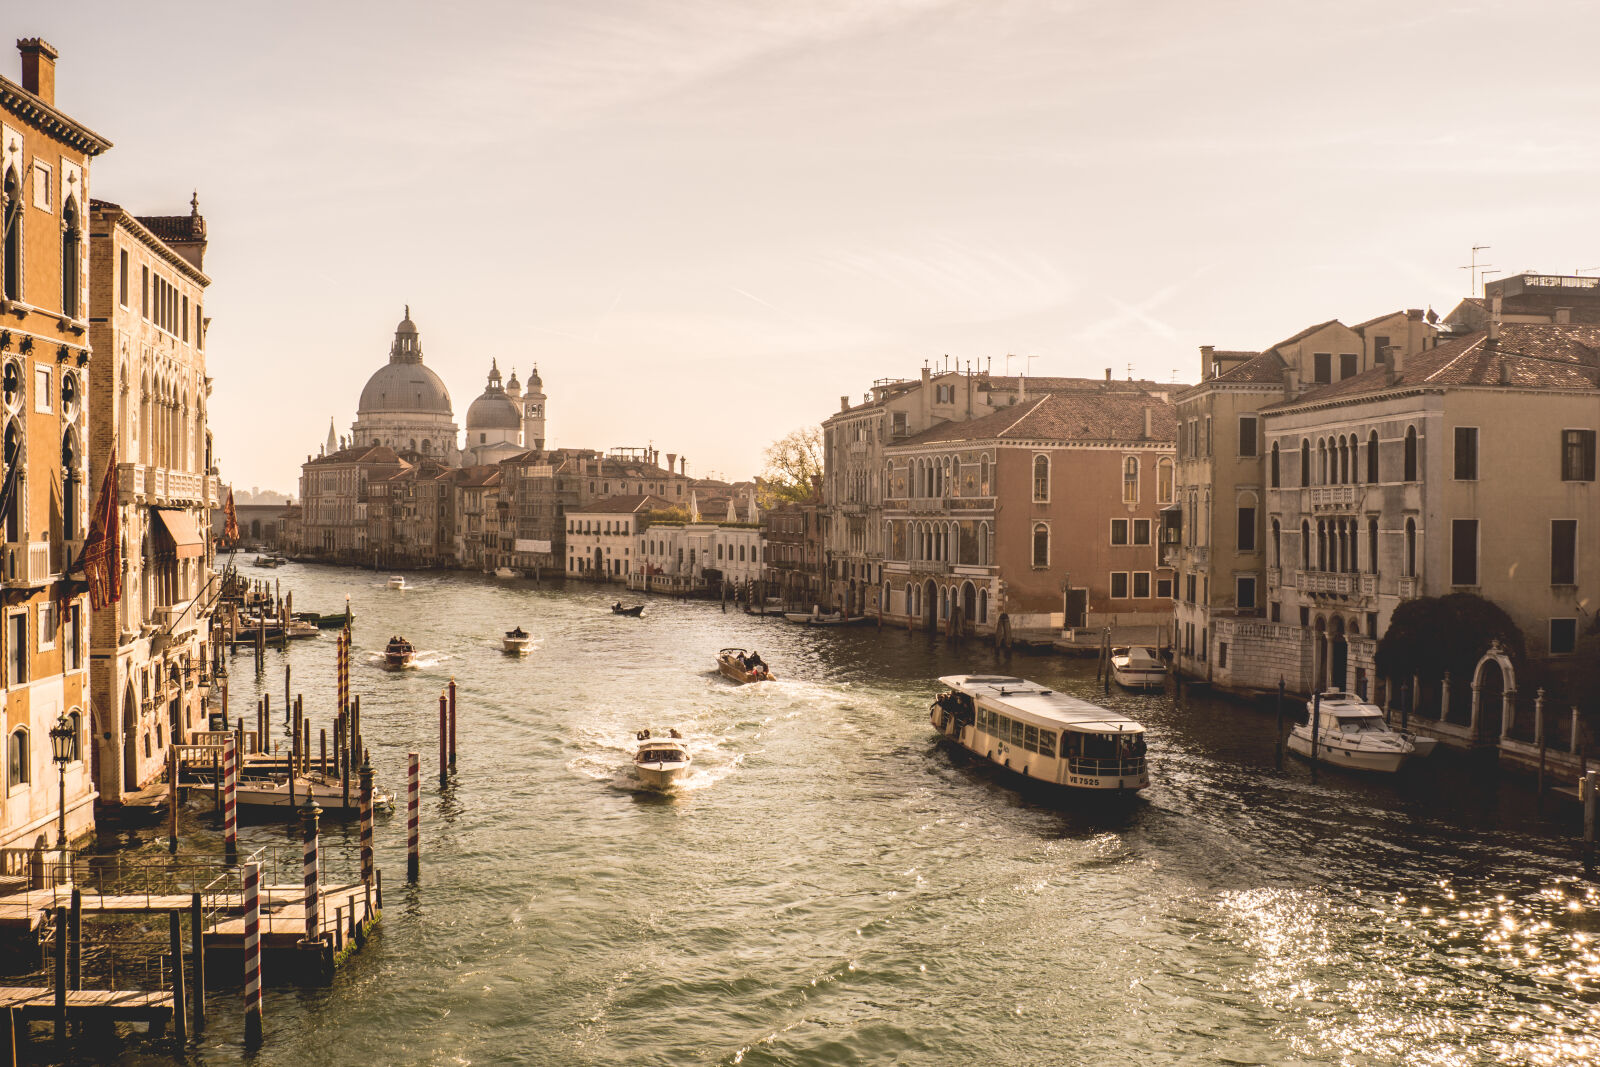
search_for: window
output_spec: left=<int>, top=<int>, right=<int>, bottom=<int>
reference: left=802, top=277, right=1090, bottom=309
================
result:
left=1032, top=455, right=1049, bottom=502
left=60, top=198, right=80, bottom=318
left=1313, top=353, right=1331, bottom=384
left=1237, top=506, right=1256, bottom=551
left=1374, top=336, right=1390, bottom=361
left=1236, top=576, right=1257, bottom=610
left=1032, top=523, right=1049, bottom=567
left=1271, top=518, right=1281, bottom=566
left=1205, top=417, right=1212, bottom=456
left=7, top=728, right=27, bottom=789
left=1110, top=571, right=1129, bottom=598
left=1404, top=426, right=1418, bottom=481
left=1300, top=439, right=1310, bottom=486
left=1367, top=517, right=1378, bottom=575
left=1550, top=618, right=1578, bottom=655
left=891, top=411, right=907, bottom=437
left=1451, top=519, right=1478, bottom=586
left=2, top=165, right=20, bottom=301
left=1301, top=519, right=1311, bottom=569
left=33, top=365, right=49, bottom=413
left=1110, top=518, right=1129, bottom=545
left=196, top=303, right=204, bottom=350
left=1340, top=353, right=1358, bottom=380
left=6, top=612, right=24, bottom=685
left=1156, top=577, right=1173, bottom=598
left=1562, top=429, right=1596, bottom=481
left=1238, top=416, right=1258, bottom=457
left=118, top=249, right=129, bottom=307
left=64, top=603, right=80, bottom=671
left=1132, top=518, right=1151, bottom=546
left=32, top=162, right=50, bottom=211
left=1405, top=518, right=1417, bottom=577
left=1270, top=442, right=1280, bottom=487
left=1269, top=601, right=1280, bottom=622
left=935, top=384, right=954, bottom=404
left=1454, top=427, right=1478, bottom=480
left=141, top=265, right=149, bottom=318
left=1217, top=642, right=1228, bottom=668
left=1122, top=457, right=1138, bottom=503
left=1367, top=430, right=1379, bottom=483
left=1551, top=519, right=1577, bottom=585
left=1156, top=458, right=1173, bottom=503
left=1132, top=572, right=1151, bottom=598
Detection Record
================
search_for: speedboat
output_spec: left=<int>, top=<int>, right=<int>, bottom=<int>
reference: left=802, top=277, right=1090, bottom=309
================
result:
left=1398, top=730, right=1438, bottom=757
left=384, top=636, right=416, bottom=670
left=232, top=772, right=392, bottom=816
left=1287, top=691, right=1414, bottom=773
left=784, top=610, right=844, bottom=626
left=494, top=567, right=518, bottom=579
left=611, top=603, right=645, bottom=617
left=387, top=575, right=408, bottom=590
left=717, top=648, right=774, bottom=684
left=1110, top=646, right=1166, bottom=690
left=502, top=626, right=532, bottom=654
left=633, top=729, right=692, bottom=788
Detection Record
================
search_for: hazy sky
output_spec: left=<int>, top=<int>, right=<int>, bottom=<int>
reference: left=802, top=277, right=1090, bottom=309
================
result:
left=34, top=0, right=1600, bottom=492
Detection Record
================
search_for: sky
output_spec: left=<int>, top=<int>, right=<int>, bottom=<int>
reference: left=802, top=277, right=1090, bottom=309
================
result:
left=30, top=0, right=1600, bottom=493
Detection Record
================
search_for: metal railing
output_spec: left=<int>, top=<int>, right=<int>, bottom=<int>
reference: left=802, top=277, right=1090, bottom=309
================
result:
left=1066, top=756, right=1146, bottom=778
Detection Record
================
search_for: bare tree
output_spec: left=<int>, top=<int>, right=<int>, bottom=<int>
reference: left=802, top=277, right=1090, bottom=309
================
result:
left=758, top=426, right=823, bottom=508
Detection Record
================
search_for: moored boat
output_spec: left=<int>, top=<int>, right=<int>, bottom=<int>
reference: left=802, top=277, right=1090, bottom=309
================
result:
left=783, top=610, right=845, bottom=626
left=384, top=636, right=416, bottom=670
left=494, top=566, right=518, bottom=579
left=1287, top=691, right=1413, bottom=773
left=717, top=648, right=774, bottom=683
left=632, top=729, right=692, bottom=788
left=503, top=626, right=532, bottom=654
left=1110, top=646, right=1166, bottom=690
left=931, top=674, right=1149, bottom=792
left=232, top=772, right=392, bottom=815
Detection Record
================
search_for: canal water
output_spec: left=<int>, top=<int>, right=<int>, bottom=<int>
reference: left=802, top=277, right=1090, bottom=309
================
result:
left=74, top=564, right=1599, bottom=1065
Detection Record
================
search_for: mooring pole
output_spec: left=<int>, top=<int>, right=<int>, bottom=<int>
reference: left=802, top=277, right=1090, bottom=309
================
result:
left=53, top=906, right=66, bottom=1039
left=223, top=737, right=238, bottom=864
left=68, top=888, right=81, bottom=991
left=1275, top=678, right=1285, bottom=771
left=438, top=691, right=448, bottom=789
left=284, top=664, right=291, bottom=723
left=169, top=910, right=187, bottom=1047
left=243, top=861, right=263, bottom=1047
left=448, top=677, right=457, bottom=770
left=320, top=729, right=328, bottom=777
left=359, top=757, right=375, bottom=887
left=1583, top=770, right=1598, bottom=875
left=407, top=751, right=420, bottom=882
left=190, top=891, right=206, bottom=1033
left=301, top=801, right=323, bottom=957
left=1310, top=691, right=1321, bottom=783
left=168, top=744, right=179, bottom=854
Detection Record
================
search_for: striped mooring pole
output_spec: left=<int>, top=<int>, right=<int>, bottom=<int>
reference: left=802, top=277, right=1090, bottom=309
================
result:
left=407, top=751, right=420, bottom=882
left=438, top=691, right=448, bottom=790
left=447, top=677, right=457, bottom=770
left=301, top=802, right=322, bottom=946
left=359, top=756, right=375, bottom=888
left=243, top=861, right=263, bottom=1047
left=222, top=737, right=238, bottom=864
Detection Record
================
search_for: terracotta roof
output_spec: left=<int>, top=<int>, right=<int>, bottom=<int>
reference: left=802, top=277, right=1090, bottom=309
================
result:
left=135, top=214, right=204, bottom=244
left=1209, top=352, right=1284, bottom=384
left=306, top=444, right=403, bottom=466
left=898, top=391, right=1176, bottom=446
left=571, top=494, right=672, bottom=515
left=1266, top=318, right=1345, bottom=352
left=452, top=465, right=502, bottom=488
left=1267, top=325, right=1600, bottom=409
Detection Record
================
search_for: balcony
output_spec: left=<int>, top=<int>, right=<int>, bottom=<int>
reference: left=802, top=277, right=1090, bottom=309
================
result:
left=1308, top=486, right=1360, bottom=511
left=1398, top=575, right=1418, bottom=600
left=906, top=498, right=951, bottom=515
left=116, top=463, right=209, bottom=507
left=908, top=559, right=950, bottom=574
left=1, top=542, right=55, bottom=587
left=1293, top=570, right=1376, bottom=597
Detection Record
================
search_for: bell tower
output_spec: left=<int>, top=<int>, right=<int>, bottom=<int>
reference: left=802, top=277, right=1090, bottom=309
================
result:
left=523, top=364, right=547, bottom=451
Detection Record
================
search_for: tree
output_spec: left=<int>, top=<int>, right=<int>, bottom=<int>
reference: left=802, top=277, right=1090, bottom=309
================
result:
left=758, top=426, right=823, bottom=509
left=1374, top=593, right=1523, bottom=688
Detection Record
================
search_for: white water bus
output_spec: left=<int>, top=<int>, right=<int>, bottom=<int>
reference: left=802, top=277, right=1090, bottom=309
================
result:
left=931, top=674, right=1149, bottom=792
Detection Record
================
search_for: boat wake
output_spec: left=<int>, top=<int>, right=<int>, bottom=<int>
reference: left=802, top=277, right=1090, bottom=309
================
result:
left=569, top=722, right=749, bottom=794
left=363, top=650, right=449, bottom=670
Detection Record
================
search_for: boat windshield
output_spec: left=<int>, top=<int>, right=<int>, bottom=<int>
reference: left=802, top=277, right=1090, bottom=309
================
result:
left=1335, top=715, right=1388, bottom=734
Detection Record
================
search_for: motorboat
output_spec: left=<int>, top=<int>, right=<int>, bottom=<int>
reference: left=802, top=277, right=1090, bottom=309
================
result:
left=284, top=619, right=321, bottom=641
left=253, top=555, right=286, bottom=568
left=717, top=648, right=774, bottom=684
left=494, top=567, right=518, bottom=579
left=1110, top=646, right=1166, bottom=690
left=294, top=609, right=355, bottom=630
left=384, top=636, right=416, bottom=670
left=502, top=626, right=533, bottom=654
left=1398, top=730, right=1438, bottom=758
left=611, top=603, right=645, bottom=617
left=231, top=772, right=392, bottom=816
left=387, top=575, right=408, bottom=590
left=784, top=609, right=845, bottom=626
left=1287, top=692, right=1414, bottom=773
left=932, top=675, right=1149, bottom=792
left=632, top=729, right=692, bottom=788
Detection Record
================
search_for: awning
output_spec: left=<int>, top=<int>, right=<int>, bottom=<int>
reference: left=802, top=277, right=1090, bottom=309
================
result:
left=153, top=508, right=206, bottom=559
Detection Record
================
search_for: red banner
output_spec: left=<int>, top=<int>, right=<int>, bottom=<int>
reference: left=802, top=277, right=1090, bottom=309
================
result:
left=80, top=448, right=122, bottom=608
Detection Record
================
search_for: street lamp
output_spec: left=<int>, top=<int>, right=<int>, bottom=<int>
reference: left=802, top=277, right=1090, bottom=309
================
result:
left=49, top=712, right=77, bottom=854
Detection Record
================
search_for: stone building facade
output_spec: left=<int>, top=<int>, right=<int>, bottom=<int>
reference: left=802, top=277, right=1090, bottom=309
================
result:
left=349, top=309, right=459, bottom=460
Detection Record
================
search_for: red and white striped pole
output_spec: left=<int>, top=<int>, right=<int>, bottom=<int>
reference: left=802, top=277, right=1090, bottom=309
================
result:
left=301, top=802, right=322, bottom=945
left=243, top=861, right=262, bottom=1047
left=358, top=756, right=374, bottom=888
left=447, top=677, right=457, bottom=770
left=406, top=752, right=419, bottom=882
left=438, top=691, right=448, bottom=790
left=222, top=737, right=238, bottom=864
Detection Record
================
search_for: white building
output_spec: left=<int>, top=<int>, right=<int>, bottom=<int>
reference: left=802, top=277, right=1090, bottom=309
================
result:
left=566, top=495, right=669, bottom=581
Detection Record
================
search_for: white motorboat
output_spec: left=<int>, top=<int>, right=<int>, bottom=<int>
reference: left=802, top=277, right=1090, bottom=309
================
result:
left=1110, top=646, right=1166, bottom=690
left=783, top=610, right=845, bottom=626
left=633, top=729, right=691, bottom=788
left=232, top=772, right=392, bottom=815
left=1398, top=731, right=1438, bottom=758
left=502, top=626, right=532, bottom=654
left=931, top=675, right=1149, bottom=792
left=1287, top=692, right=1414, bottom=773
left=387, top=575, right=408, bottom=590
left=494, top=567, right=518, bottom=579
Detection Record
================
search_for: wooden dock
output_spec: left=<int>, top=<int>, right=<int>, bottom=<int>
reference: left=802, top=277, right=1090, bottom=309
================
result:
left=0, top=986, right=172, bottom=1026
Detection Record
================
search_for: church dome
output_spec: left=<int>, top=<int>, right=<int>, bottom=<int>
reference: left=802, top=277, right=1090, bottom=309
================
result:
left=356, top=307, right=453, bottom=415
left=465, top=360, right=522, bottom=431
left=526, top=363, right=543, bottom=391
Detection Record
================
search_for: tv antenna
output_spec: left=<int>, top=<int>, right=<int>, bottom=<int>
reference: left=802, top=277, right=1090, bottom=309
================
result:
left=1460, top=245, right=1492, bottom=296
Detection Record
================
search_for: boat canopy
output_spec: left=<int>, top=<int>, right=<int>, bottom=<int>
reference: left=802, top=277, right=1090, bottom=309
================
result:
left=940, top=675, right=1144, bottom=734
left=1310, top=692, right=1385, bottom=718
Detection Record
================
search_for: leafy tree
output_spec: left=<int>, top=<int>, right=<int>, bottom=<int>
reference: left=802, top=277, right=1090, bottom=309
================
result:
left=757, top=426, right=823, bottom=509
left=1374, top=593, right=1523, bottom=686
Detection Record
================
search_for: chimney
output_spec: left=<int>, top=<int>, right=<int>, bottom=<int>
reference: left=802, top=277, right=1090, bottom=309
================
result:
left=1285, top=366, right=1300, bottom=397
left=840, top=395, right=849, bottom=412
left=1383, top=344, right=1403, bottom=379
left=1104, top=367, right=1111, bottom=383
left=1555, top=306, right=1572, bottom=324
left=1143, top=407, right=1152, bottom=439
left=680, top=457, right=686, bottom=475
left=1405, top=308, right=1423, bottom=322
left=665, top=453, right=676, bottom=474
left=17, top=39, right=57, bottom=106
left=1487, top=293, right=1503, bottom=349
left=1199, top=345, right=1215, bottom=381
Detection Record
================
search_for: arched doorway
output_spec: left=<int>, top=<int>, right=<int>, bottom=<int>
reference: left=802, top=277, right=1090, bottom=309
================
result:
left=922, top=579, right=937, bottom=631
left=122, top=686, right=137, bottom=790
left=1313, top=616, right=1328, bottom=692
left=960, top=581, right=976, bottom=633
left=1472, top=643, right=1513, bottom=739
left=1330, top=616, right=1348, bottom=691
left=593, top=548, right=603, bottom=575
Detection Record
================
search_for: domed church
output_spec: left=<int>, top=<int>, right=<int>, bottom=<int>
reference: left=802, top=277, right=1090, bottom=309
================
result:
left=350, top=307, right=461, bottom=460
left=464, top=359, right=528, bottom=464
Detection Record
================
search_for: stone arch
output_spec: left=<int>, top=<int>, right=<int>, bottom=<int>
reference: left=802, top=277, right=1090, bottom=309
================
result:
left=922, top=578, right=937, bottom=631
left=1471, top=639, right=1516, bottom=739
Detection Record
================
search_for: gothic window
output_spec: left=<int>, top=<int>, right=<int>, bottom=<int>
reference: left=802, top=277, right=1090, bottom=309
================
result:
left=1032, top=455, right=1049, bottom=502
left=1404, top=426, right=1418, bottom=481
left=1157, top=457, right=1174, bottom=503
left=1367, top=430, right=1379, bottom=483
left=1299, top=438, right=1310, bottom=486
left=1032, top=522, right=1049, bottom=568
left=1122, top=457, right=1138, bottom=504
left=1, top=166, right=20, bottom=301
left=61, top=197, right=81, bottom=319
left=7, top=726, right=27, bottom=788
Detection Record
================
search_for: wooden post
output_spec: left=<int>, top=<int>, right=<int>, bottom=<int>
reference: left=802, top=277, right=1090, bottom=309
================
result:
left=1275, top=678, right=1285, bottom=771
left=211, top=747, right=221, bottom=821
left=320, top=728, right=328, bottom=776
left=68, top=888, right=81, bottom=991
left=223, top=737, right=238, bottom=863
left=169, top=910, right=187, bottom=1046
left=448, top=677, right=457, bottom=770
left=1584, top=770, right=1598, bottom=874
left=53, top=906, right=66, bottom=1039
left=1310, top=691, right=1321, bottom=782
left=243, top=861, right=262, bottom=1047
left=359, top=757, right=375, bottom=887
left=190, top=892, right=206, bottom=1033
left=407, top=751, right=420, bottom=882
left=439, top=691, right=449, bottom=789
left=352, top=695, right=362, bottom=771
left=168, top=743, right=179, bottom=854
left=342, top=716, right=351, bottom=810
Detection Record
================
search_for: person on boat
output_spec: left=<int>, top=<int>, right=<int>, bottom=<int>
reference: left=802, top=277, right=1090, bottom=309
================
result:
left=614, top=601, right=623, bottom=611
left=746, top=651, right=766, bottom=672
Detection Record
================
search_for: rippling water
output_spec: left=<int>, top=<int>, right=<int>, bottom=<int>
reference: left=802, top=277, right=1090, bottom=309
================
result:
left=66, top=564, right=1600, bottom=1065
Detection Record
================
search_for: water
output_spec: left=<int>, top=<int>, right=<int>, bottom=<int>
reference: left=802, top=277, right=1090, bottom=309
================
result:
left=70, top=564, right=1600, bottom=1065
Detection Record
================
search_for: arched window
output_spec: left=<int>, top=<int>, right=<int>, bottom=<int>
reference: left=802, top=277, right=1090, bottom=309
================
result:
left=1122, top=456, right=1139, bottom=504
left=67, top=710, right=81, bottom=761
left=1032, top=522, right=1049, bottom=567
left=1367, top=517, right=1378, bottom=574
left=1157, top=457, right=1174, bottom=503
left=1405, top=517, right=1417, bottom=577
left=978, top=588, right=988, bottom=623
left=1403, top=426, right=1418, bottom=481
left=738, top=544, right=746, bottom=562
left=1269, top=442, right=1280, bottom=488
left=980, top=454, right=991, bottom=495
left=1301, top=519, right=1311, bottom=569
left=1339, top=436, right=1349, bottom=484
left=1367, top=430, right=1379, bottom=483
left=1, top=165, right=21, bottom=301
left=1271, top=518, right=1281, bottom=567
left=1300, top=439, right=1310, bottom=486
left=1318, top=439, right=1328, bottom=485
left=61, top=198, right=81, bottom=319
left=7, top=727, right=27, bottom=788
left=1032, top=455, right=1050, bottom=502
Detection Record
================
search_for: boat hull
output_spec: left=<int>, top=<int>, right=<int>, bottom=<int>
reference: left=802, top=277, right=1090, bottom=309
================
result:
left=633, top=762, right=691, bottom=788
left=502, top=638, right=532, bottom=654
left=1111, top=666, right=1165, bottom=690
left=717, top=657, right=773, bottom=684
left=1286, top=729, right=1408, bottom=773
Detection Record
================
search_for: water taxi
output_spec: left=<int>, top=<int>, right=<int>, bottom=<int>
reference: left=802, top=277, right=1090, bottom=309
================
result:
left=384, top=636, right=416, bottom=670
left=931, top=675, right=1149, bottom=792
left=1287, top=691, right=1413, bottom=773
left=633, top=729, right=692, bottom=788
left=387, top=575, right=408, bottom=590
left=1110, top=646, right=1166, bottom=690
left=611, top=602, right=645, bottom=617
left=717, top=648, right=774, bottom=683
left=502, top=626, right=533, bottom=654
